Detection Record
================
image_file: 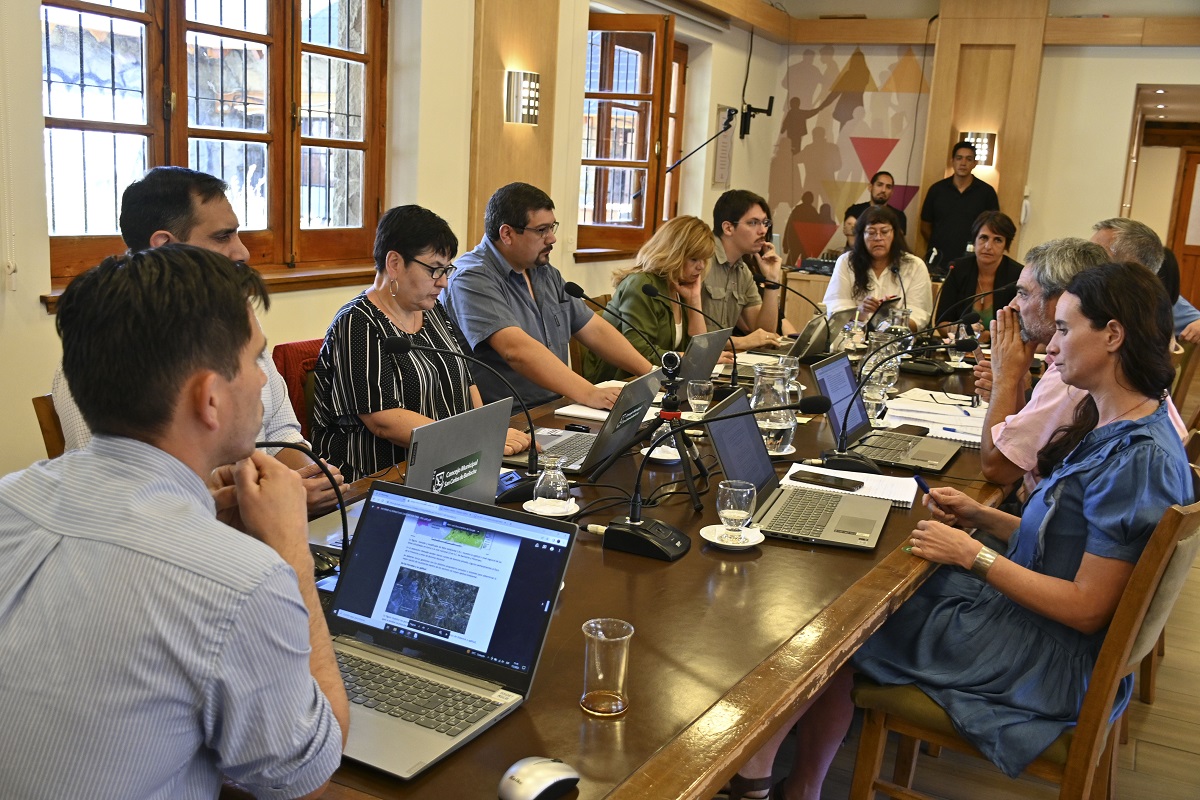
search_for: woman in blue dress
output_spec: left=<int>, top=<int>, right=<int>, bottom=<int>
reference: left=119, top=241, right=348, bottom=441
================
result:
left=719, top=261, right=1194, bottom=800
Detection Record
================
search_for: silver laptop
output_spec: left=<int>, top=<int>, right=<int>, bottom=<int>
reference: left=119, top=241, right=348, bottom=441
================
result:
left=705, top=391, right=890, bottom=549
left=406, top=399, right=512, bottom=504
left=811, top=352, right=960, bottom=472
left=327, top=482, right=575, bottom=779
left=678, top=327, right=733, bottom=386
left=502, top=369, right=662, bottom=476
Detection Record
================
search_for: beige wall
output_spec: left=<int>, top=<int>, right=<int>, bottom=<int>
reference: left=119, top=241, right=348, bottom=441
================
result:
left=1131, top=146, right=1182, bottom=242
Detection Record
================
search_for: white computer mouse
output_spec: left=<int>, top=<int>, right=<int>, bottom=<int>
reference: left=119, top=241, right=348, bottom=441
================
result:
left=497, top=756, right=580, bottom=800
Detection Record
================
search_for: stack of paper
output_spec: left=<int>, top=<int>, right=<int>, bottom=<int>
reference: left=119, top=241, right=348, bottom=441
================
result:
left=781, top=463, right=918, bottom=508
left=886, top=390, right=987, bottom=447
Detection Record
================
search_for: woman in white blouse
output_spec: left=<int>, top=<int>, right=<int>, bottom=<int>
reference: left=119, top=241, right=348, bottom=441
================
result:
left=822, top=205, right=933, bottom=331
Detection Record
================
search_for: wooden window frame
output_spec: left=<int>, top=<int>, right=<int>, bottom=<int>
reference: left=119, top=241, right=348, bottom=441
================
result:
left=40, top=0, right=386, bottom=309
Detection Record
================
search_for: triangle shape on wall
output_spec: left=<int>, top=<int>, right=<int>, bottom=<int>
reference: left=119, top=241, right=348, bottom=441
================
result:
left=880, top=47, right=930, bottom=94
left=851, top=137, right=900, bottom=179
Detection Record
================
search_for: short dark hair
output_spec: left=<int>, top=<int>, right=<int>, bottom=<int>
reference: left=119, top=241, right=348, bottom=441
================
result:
left=952, top=141, right=977, bottom=158
left=119, top=167, right=230, bottom=252
left=484, top=183, right=555, bottom=241
left=373, top=205, right=459, bottom=272
left=869, top=171, right=894, bottom=184
left=970, top=210, right=1017, bottom=251
left=57, top=244, right=269, bottom=441
left=712, top=189, right=769, bottom=237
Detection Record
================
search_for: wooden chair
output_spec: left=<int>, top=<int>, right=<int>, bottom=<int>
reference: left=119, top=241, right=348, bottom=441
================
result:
left=569, top=292, right=611, bottom=376
left=1171, top=341, right=1199, bottom=411
left=31, top=394, right=66, bottom=459
left=271, top=339, right=324, bottom=439
left=848, top=467, right=1200, bottom=800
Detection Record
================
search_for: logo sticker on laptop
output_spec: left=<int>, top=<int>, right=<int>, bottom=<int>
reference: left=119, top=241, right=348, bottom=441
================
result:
left=430, top=451, right=483, bottom=494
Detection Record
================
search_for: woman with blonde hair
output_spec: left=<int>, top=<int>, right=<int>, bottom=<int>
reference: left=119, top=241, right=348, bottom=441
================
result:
left=582, top=215, right=716, bottom=382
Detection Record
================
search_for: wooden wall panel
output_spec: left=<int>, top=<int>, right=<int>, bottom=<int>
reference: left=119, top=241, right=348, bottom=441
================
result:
left=467, top=0, right=560, bottom=245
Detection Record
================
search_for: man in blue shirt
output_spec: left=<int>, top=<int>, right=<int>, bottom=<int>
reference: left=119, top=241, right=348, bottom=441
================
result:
left=445, top=182, right=653, bottom=408
left=0, top=246, right=347, bottom=798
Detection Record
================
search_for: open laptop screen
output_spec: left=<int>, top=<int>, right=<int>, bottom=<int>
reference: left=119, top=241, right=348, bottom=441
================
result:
left=330, top=483, right=574, bottom=690
left=811, top=352, right=871, bottom=446
left=704, top=391, right=776, bottom=495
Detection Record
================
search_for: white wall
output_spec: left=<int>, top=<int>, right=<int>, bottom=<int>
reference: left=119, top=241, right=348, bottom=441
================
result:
left=1131, top=146, right=1182, bottom=243
left=1023, top=46, right=1200, bottom=257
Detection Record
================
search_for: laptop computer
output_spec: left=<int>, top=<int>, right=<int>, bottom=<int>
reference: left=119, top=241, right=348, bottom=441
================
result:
left=811, top=352, right=960, bottom=472
left=705, top=391, right=890, bottom=549
left=406, top=399, right=512, bottom=504
left=327, top=481, right=576, bottom=779
left=502, top=369, right=662, bottom=475
left=678, top=327, right=733, bottom=386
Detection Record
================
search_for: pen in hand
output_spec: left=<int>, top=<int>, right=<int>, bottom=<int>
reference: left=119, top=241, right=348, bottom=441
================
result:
left=913, top=475, right=942, bottom=511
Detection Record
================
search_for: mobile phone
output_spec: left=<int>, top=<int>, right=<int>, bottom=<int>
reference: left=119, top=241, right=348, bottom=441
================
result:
left=564, top=423, right=591, bottom=433
left=789, top=469, right=864, bottom=492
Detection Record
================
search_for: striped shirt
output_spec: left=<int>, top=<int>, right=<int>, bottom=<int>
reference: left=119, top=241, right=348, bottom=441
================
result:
left=310, top=293, right=474, bottom=481
left=0, top=436, right=342, bottom=799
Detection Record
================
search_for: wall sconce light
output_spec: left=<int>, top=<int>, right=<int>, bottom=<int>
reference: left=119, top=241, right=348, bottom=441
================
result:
left=959, top=131, right=997, bottom=166
left=505, top=70, right=540, bottom=125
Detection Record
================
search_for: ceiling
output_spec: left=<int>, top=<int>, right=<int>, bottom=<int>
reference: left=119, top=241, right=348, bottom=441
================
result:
left=1137, top=84, right=1200, bottom=124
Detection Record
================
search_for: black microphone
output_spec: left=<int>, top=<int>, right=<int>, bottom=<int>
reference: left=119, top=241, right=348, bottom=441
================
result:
left=889, top=262, right=908, bottom=310
left=641, top=282, right=741, bottom=388
left=935, top=281, right=1017, bottom=327
left=603, top=396, right=833, bottom=561
left=563, top=281, right=663, bottom=363
left=752, top=274, right=832, bottom=355
left=257, top=440, right=349, bottom=549
left=824, top=338, right=978, bottom=473
left=857, top=310, right=981, bottom=379
left=380, top=337, right=541, bottom=503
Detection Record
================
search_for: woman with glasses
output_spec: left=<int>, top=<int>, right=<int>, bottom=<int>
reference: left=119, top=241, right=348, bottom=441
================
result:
left=311, top=205, right=532, bottom=481
left=934, top=210, right=1022, bottom=339
left=582, top=215, right=718, bottom=382
left=821, top=205, right=933, bottom=331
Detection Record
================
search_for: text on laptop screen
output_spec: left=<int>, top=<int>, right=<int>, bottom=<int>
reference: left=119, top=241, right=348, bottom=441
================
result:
left=705, top=393, right=776, bottom=494
left=332, top=491, right=570, bottom=675
left=812, top=354, right=868, bottom=443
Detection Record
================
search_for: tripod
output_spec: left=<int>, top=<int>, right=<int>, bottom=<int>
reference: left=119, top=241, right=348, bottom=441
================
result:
left=637, top=370, right=709, bottom=512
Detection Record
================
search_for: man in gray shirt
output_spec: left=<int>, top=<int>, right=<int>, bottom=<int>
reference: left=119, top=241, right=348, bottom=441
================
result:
left=445, top=182, right=653, bottom=409
left=0, top=246, right=347, bottom=798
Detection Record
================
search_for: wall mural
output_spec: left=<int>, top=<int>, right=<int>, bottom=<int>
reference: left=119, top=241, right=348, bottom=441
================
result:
left=770, top=45, right=932, bottom=265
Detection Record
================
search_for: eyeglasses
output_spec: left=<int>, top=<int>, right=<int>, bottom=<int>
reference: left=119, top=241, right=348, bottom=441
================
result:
left=514, top=221, right=559, bottom=238
left=864, top=227, right=893, bottom=240
left=411, top=257, right=457, bottom=280
left=740, top=218, right=772, bottom=230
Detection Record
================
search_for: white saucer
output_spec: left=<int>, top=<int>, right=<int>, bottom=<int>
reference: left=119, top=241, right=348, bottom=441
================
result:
left=951, top=361, right=973, bottom=370
left=640, top=445, right=682, bottom=463
left=680, top=411, right=707, bottom=422
left=522, top=498, right=579, bottom=517
left=700, top=524, right=765, bottom=551
left=767, top=444, right=797, bottom=457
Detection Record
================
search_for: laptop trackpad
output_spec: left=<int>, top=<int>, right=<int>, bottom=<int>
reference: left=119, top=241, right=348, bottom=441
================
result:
left=833, top=515, right=874, bottom=536
left=910, top=446, right=944, bottom=463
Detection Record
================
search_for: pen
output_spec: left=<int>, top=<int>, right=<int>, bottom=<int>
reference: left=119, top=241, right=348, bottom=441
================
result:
left=941, top=426, right=964, bottom=433
left=913, top=475, right=943, bottom=511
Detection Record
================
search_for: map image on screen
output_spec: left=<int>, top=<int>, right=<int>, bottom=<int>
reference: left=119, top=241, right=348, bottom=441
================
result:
left=386, top=567, right=479, bottom=635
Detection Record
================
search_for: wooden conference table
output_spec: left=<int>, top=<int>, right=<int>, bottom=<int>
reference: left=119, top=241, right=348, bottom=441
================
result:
left=322, top=364, right=1004, bottom=800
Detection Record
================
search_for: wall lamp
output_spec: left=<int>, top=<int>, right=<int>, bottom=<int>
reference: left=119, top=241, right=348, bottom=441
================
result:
left=505, top=70, right=540, bottom=125
left=959, top=131, right=997, bottom=166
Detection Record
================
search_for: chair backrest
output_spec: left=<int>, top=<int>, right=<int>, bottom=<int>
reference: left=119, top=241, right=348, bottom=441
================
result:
left=1187, top=429, right=1200, bottom=466
left=1172, top=341, right=1199, bottom=409
left=1061, top=464, right=1200, bottom=795
left=271, top=339, right=324, bottom=439
left=569, top=292, right=613, bottom=376
left=31, top=395, right=65, bottom=459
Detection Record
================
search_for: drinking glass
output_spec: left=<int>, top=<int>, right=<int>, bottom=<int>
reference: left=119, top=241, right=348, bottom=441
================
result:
left=531, top=454, right=572, bottom=514
left=580, top=618, right=634, bottom=717
left=947, top=323, right=968, bottom=365
left=687, top=379, right=714, bottom=414
left=863, top=380, right=888, bottom=420
left=716, top=480, right=756, bottom=544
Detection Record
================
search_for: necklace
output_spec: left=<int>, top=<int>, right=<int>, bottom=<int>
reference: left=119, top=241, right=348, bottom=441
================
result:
left=369, top=286, right=423, bottom=334
left=1098, top=395, right=1154, bottom=428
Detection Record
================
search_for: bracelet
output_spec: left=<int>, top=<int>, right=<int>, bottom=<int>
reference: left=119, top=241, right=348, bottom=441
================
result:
left=971, top=546, right=998, bottom=580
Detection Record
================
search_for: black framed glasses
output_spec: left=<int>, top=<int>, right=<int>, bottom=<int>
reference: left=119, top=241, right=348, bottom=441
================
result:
left=513, top=221, right=560, bottom=238
left=411, top=257, right=457, bottom=280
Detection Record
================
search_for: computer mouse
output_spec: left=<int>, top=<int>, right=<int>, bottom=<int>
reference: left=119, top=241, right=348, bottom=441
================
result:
left=498, top=756, right=580, bottom=800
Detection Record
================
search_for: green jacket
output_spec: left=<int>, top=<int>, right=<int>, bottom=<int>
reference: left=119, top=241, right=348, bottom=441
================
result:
left=581, top=272, right=691, bottom=382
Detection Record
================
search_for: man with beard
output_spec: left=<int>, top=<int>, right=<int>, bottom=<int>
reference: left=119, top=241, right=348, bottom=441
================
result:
left=845, top=171, right=907, bottom=235
left=974, top=237, right=1185, bottom=493
left=445, top=182, right=653, bottom=410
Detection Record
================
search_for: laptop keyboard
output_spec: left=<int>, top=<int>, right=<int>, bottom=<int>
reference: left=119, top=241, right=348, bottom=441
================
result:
left=338, top=651, right=501, bottom=737
left=536, top=433, right=596, bottom=467
left=761, top=487, right=843, bottom=538
left=853, top=431, right=920, bottom=463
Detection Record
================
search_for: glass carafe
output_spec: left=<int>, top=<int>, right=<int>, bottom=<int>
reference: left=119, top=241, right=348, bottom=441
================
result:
left=750, top=364, right=798, bottom=455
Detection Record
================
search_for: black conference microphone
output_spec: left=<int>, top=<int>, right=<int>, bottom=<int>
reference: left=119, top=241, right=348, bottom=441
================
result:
left=257, top=440, right=349, bottom=552
left=934, top=281, right=1017, bottom=327
left=856, top=310, right=982, bottom=379
left=640, top=282, right=742, bottom=389
left=821, top=338, right=978, bottom=473
left=603, top=395, right=833, bottom=562
left=752, top=274, right=832, bottom=357
left=562, top=281, right=663, bottom=363
left=380, top=337, right=541, bottom=504
left=890, top=262, right=908, bottom=311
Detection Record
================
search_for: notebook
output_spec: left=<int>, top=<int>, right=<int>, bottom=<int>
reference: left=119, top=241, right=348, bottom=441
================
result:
left=327, top=481, right=576, bottom=779
left=406, top=399, right=513, bottom=503
left=705, top=391, right=890, bottom=549
left=811, top=352, right=960, bottom=473
left=502, top=370, right=662, bottom=476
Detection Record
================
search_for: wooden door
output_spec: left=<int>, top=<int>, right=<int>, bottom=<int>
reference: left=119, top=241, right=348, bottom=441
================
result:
left=1171, top=148, right=1200, bottom=305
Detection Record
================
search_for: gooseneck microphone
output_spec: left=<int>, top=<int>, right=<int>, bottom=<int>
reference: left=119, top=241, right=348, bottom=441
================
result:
left=563, top=281, right=663, bottom=363
left=641, top=282, right=741, bottom=388
left=751, top=274, right=832, bottom=355
left=856, top=310, right=981, bottom=379
left=823, top=338, right=978, bottom=473
left=889, top=262, right=908, bottom=310
left=934, top=281, right=1018, bottom=327
left=603, top=395, right=833, bottom=561
left=381, top=337, right=541, bottom=503
left=256, top=440, right=349, bottom=546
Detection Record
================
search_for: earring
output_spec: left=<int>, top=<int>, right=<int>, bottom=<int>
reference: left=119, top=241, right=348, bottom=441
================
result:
left=388, top=278, right=398, bottom=298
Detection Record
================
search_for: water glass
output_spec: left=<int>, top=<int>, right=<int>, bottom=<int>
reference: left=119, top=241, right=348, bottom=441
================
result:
left=581, top=618, right=634, bottom=717
left=947, top=323, right=968, bottom=365
left=717, top=480, right=757, bottom=544
left=531, top=454, right=572, bottom=514
left=687, top=379, right=714, bottom=414
left=863, top=381, right=888, bottom=420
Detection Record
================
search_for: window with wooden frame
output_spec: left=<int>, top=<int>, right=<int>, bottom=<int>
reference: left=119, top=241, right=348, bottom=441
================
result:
left=577, top=13, right=678, bottom=255
left=40, top=0, right=385, bottom=298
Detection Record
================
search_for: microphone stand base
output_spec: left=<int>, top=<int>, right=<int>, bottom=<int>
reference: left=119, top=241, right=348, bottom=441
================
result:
left=820, top=449, right=884, bottom=474
left=496, top=471, right=539, bottom=504
left=603, top=518, right=691, bottom=561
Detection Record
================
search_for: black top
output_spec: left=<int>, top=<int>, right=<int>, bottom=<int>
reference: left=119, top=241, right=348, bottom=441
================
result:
left=935, top=253, right=1023, bottom=327
left=845, top=201, right=907, bottom=234
left=919, top=176, right=1000, bottom=272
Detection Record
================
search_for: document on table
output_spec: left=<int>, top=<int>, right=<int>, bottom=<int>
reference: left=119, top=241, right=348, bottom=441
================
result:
left=886, top=393, right=986, bottom=447
left=781, top=463, right=918, bottom=508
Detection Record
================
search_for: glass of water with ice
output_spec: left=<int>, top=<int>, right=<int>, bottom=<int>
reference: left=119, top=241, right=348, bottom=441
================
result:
left=716, top=480, right=757, bottom=545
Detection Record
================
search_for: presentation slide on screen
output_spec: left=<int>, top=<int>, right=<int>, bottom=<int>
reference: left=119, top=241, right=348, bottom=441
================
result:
left=819, top=363, right=866, bottom=434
